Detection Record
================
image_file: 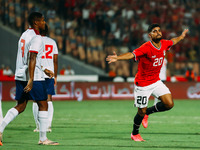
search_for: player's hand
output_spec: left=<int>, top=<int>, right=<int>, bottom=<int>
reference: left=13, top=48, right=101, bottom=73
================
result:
left=106, top=51, right=118, bottom=64
left=24, top=79, right=33, bottom=93
left=181, top=29, right=189, bottom=39
left=44, top=69, right=54, bottom=78
left=54, top=77, right=57, bottom=86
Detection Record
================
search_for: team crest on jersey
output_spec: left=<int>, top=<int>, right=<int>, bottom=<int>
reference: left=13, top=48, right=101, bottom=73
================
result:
left=163, top=50, right=166, bottom=56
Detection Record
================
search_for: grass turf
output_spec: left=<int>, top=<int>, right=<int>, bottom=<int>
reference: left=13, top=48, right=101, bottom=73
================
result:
left=0, top=100, right=200, bottom=150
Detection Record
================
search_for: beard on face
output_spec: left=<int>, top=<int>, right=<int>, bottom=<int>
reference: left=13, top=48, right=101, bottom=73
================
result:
left=152, top=36, right=162, bottom=43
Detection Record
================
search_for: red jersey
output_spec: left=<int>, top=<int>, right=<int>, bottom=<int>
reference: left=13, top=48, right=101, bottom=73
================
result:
left=133, top=39, right=173, bottom=87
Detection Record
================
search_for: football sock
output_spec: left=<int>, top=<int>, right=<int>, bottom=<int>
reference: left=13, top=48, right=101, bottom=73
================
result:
left=38, top=111, right=48, bottom=142
left=146, top=102, right=169, bottom=115
left=0, top=108, right=18, bottom=133
left=132, top=113, right=144, bottom=135
left=154, top=98, right=159, bottom=105
left=0, top=101, right=3, bottom=123
left=47, top=101, right=54, bottom=128
left=32, top=102, right=39, bottom=129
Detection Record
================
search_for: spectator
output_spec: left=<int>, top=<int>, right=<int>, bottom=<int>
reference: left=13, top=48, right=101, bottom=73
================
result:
left=1, top=0, right=200, bottom=77
left=64, top=65, right=75, bottom=75
left=108, top=65, right=116, bottom=77
left=3, top=66, right=13, bottom=76
left=185, top=63, right=196, bottom=81
left=59, top=65, right=66, bottom=75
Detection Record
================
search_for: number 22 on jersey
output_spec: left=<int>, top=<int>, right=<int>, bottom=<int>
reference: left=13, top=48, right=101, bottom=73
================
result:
left=42, top=45, right=53, bottom=59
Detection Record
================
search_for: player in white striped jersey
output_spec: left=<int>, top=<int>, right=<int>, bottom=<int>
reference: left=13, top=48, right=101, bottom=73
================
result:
left=0, top=12, right=58, bottom=146
left=33, top=24, right=58, bottom=133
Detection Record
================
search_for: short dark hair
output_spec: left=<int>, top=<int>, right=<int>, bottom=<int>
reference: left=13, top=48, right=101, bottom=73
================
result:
left=40, top=24, right=48, bottom=36
left=148, top=23, right=161, bottom=33
left=28, top=12, right=43, bottom=27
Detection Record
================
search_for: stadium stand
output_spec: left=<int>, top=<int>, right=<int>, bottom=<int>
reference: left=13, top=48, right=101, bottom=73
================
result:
left=0, top=0, right=200, bottom=78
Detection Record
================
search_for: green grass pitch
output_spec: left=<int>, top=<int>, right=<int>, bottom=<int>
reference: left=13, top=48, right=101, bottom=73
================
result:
left=1, top=100, right=200, bottom=150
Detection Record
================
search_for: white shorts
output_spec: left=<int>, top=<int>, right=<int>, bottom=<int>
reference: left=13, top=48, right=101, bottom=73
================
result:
left=134, top=80, right=171, bottom=108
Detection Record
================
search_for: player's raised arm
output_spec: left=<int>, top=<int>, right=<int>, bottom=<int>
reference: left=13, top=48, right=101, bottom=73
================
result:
left=171, top=29, right=189, bottom=45
left=106, top=51, right=134, bottom=64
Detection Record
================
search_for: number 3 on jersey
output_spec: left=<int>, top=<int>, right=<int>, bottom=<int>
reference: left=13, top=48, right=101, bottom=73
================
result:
left=153, top=57, right=163, bottom=66
left=42, top=45, right=53, bottom=59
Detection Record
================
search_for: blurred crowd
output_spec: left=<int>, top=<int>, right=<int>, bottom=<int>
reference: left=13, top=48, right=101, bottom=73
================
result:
left=0, top=64, right=14, bottom=77
left=1, top=0, right=200, bottom=77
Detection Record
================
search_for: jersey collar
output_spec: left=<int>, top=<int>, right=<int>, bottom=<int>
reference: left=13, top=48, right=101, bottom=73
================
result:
left=150, top=41, right=161, bottom=50
left=29, top=28, right=40, bottom=35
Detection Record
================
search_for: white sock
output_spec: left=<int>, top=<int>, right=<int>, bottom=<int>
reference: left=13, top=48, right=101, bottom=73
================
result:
left=47, top=101, right=54, bottom=128
left=154, top=98, right=159, bottom=105
left=38, top=111, right=48, bottom=142
left=0, top=101, right=3, bottom=123
left=0, top=108, right=18, bottom=133
left=32, top=102, right=39, bottom=129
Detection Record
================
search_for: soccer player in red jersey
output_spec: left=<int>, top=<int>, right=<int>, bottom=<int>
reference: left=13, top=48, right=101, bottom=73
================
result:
left=106, top=24, right=188, bottom=141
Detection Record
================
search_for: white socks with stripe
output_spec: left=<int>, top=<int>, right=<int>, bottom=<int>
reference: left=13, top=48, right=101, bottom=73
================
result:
left=38, top=111, right=48, bottom=142
left=0, top=108, right=19, bottom=133
left=47, top=101, right=54, bottom=128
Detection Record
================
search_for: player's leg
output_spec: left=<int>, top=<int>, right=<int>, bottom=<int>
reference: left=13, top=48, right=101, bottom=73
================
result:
left=47, top=95, right=53, bottom=132
left=37, top=100, right=59, bottom=145
left=131, top=107, right=146, bottom=141
left=154, top=97, right=159, bottom=105
left=0, top=99, right=28, bottom=132
left=146, top=81, right=173, bottom=116
left=0, top=100, right=3, bottom=124
left=131, top=85, right=151, bottom=141
left=36, top=100, right=48, bottom=142
left=153, top=80, right=165, bottom=105
left=32, top=101, right=39, bottom=132
left=32, top=81, right=58, bottom=145
left=0, top=80, right=29, bottom=145
left=142, top=81, right=173, bottom=129
left=46, top=78, right=55, bottom=133
left=0, top=98, right=28, bottom=145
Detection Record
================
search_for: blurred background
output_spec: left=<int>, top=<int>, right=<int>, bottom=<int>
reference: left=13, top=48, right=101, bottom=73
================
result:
left=0, top=0, right=200, bottom=101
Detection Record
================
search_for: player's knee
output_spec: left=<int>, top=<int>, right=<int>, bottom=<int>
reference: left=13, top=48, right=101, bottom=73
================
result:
left=15, top=105, right=26, bottom=114
left=138, top=108, right=146, bottom=116
left=165, top=101, right=174, bottom=110
left=15, top=102, right=27, bottom=113
left=37, top=101, right=48, bottom=111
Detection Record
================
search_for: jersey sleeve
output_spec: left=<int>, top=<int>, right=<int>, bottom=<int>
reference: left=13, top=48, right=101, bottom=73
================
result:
left=132, top=43, right=149, bottom=61
left=164, top=40, right=173, bottom=51
left=29, top=35, right=43, bottom=53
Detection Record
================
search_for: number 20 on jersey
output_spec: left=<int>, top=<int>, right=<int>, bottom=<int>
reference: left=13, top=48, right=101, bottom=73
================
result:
left=153, top=57, right=163, bottom=66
